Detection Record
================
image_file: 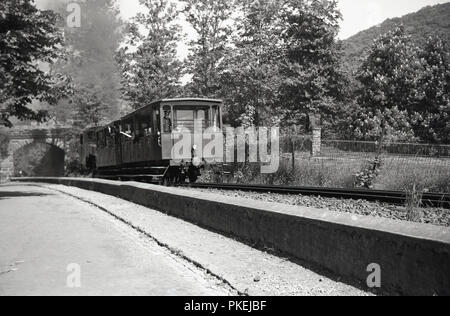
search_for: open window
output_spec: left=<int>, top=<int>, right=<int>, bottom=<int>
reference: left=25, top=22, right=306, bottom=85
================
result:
left=163, top=106, right=172, bottom=133
left=121, top=118, right=134, bottom=140
left=154, top=107, right=161, bottom=135
left=174, top=108, right=194, bottom=131
left=172, top=107, right=215, bottom=132
left=136, top=114, right=152, bottom=137
left=195, top=108, right=209, bottom=130
left=211, top=106, right=221, bottom=129
left=97, top=130, right=107, bottom=149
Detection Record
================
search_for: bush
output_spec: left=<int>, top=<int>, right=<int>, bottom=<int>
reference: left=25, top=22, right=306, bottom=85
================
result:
left=355, top=156, right=383, bottom=189
left=198, top=165, right=225, bottom=183
left=65, top=159, right=88, bottom=177
left=0, top=128, right=10, bottom=160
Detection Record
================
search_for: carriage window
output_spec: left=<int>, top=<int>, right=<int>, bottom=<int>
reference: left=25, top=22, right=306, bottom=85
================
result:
left=88, top=131, right=96, bottom=141
left=120, top=121, right=134, bottom=140
left=196, top=109, right=209, bottom=129
left=97, top=131, right=106, bottom=149
left=174, top=109, right=195, bottom=131
left=125, top=123, right=133, bottom=135
left=106, top=129, right=114, bottom=148
left=176, top=110, right=194, bottom=121
left=197, top=110, right=206, bottom=121
left=163, top=106, right=172, bottom=133
left=136, top=113, right=152, bottom=136
left=211, top=106, right=221, bottom=129
left=155, top=109, right=161, bottom=134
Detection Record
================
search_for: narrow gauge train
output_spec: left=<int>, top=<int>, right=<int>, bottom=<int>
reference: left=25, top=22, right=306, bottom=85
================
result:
left=80, top=98, right=224, bottom=184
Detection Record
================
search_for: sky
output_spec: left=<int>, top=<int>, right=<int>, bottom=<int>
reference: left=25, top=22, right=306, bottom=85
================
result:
left=336, top=0, right=449, bottom=39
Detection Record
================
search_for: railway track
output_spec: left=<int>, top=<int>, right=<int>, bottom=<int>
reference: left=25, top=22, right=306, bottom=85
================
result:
left=182, top=183, right=450, bottom=209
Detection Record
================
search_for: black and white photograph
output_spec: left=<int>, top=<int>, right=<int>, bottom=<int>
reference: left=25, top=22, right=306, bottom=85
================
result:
left=0, top=0, right=449, bottom=300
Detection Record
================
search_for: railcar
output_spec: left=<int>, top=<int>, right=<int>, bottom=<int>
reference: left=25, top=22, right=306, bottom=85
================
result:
left=80, top=98, right=224, bottom=184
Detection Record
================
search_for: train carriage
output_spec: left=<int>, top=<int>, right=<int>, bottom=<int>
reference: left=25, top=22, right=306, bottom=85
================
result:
left=82, top=98, right=224, bottom=184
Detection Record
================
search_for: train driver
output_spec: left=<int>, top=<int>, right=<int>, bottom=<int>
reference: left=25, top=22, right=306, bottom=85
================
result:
left=163, top=109, right=172, bottom=133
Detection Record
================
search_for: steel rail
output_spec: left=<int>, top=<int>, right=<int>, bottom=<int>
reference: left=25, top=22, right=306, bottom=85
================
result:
left=182, top=183, right=450, bottom=209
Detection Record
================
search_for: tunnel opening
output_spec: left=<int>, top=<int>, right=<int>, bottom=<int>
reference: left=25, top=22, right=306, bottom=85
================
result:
left=13, top=142, right=65, bottom=177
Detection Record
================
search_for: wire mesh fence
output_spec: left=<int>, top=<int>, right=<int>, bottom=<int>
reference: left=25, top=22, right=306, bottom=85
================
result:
left=322, top=140, right=450, bottom=158
left=313, top=140, right=450, bottom=193
left=210, top=136, right=450, bottom=194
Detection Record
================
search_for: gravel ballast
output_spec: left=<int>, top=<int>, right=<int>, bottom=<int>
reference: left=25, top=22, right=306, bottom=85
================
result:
left=188, top=188, right=450, bottom=227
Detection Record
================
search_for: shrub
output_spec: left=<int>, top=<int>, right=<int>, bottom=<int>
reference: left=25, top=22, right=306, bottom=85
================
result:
left=355, top=156, right=383, bottom=189
left=65, top=159, right=88, bottom=177
left=0, top=128, right=10, bottom=160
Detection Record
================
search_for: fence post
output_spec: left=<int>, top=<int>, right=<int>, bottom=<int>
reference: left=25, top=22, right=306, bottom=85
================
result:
left=311, top=127, right=322, bottom=157
left=291, top=137, right=295, bottom=171
left=309, top=113, right=322, bottom=157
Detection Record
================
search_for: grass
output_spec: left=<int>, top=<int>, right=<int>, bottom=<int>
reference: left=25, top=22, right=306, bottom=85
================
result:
left=375, top=157, right=450, bottom=193
left=405, top=184, right=424, bottom=221
left=201, top=151, right=450, bottom=194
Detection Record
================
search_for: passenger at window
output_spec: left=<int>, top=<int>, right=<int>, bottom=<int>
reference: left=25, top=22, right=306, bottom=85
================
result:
left=163, top=110, right=172, bottom=133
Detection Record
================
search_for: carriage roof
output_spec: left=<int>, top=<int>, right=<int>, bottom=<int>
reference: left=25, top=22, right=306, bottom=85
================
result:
left=122, top=98, right=223, bottom=121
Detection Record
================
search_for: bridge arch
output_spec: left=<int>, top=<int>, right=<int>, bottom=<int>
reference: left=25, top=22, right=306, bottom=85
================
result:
left=0, top=127, right=71, bottom=182
left=13, top=141, right=65, bottom=177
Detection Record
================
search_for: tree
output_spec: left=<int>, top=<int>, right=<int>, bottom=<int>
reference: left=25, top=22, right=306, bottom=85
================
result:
left=0, top=0, right=65, bottom=127
left=183, top=0, right=236, bottom=98
left=49, top=0, right=124, bottom=128
left=356, top=27, right=423, bottom=114
left=337, top=102, right=417, bottom=142
left=280, top=0, right=346, bottom=128
left=118, top=0, right=183, bottom=109
left=339, top=28, right=450, bottom=144
left=220, top=0, right=286, bottom=127
left=349, top=26, right=425, bottom=142
left=415, top=37, right=450, bottom=143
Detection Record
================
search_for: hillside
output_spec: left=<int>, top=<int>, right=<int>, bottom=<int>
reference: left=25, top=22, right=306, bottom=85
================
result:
left=342, top=2, right=450, bottom=73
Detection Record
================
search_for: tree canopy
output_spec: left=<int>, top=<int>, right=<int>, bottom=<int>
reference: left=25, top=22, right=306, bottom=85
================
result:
left=0, top=0, right=65, bottom=127
left=1, top=0, right=449, bottom=146
left=183, top=0, right=236, bottom=98
left=340, top=26, right=450, bottom=143
left=415, top=37, right=450, bottom=143
left=118, top=0, right=183, bottom=110
left=48, top=0, right=124, bottom=128
left=219, top=0, right=285, bottom=127
left=280, top=0, right=346, bottom=128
